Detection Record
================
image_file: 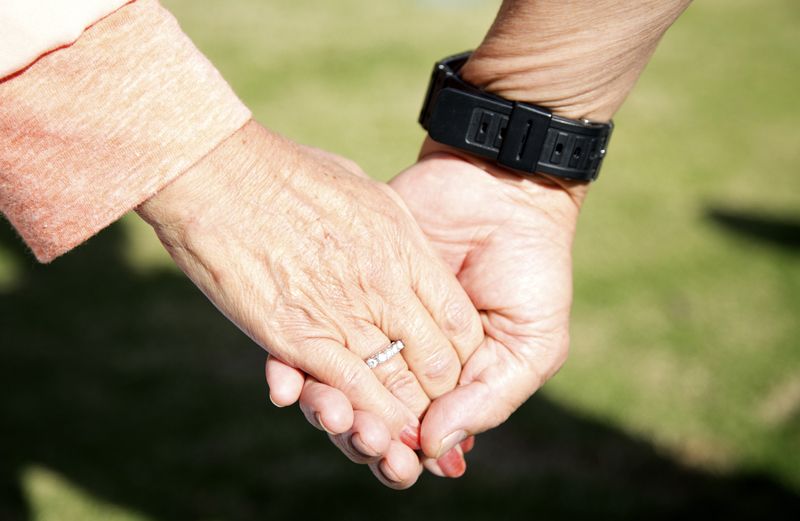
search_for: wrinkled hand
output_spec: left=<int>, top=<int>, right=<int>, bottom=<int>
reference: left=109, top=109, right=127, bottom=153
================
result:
left=137, top=121, right=484, bottom=454
left=267, top=137, right=584, bottom=485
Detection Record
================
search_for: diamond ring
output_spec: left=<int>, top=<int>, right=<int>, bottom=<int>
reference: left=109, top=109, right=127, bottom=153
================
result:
left=365, top=340, right=405, bottom=369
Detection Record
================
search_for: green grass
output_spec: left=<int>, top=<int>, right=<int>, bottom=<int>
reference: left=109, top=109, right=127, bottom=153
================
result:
left=1, top=0, right=799, bottom=519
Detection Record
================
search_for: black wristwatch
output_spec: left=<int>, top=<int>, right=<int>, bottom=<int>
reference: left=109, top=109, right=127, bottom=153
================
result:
left=419, top=51, right=613, bottom=182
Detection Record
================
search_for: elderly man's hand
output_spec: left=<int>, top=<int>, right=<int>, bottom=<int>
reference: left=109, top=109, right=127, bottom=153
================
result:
left=397, top=139, right=583, bottom=458
left=137, top=121, right=484, bottom=449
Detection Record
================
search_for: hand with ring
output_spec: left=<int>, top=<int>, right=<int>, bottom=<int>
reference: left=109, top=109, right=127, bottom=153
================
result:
left=137, top=121, right=485, bottom=475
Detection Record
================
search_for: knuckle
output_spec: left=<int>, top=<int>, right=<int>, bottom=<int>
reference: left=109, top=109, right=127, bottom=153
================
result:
left=382, top=367, right=420, bottom=395
left=443, top=298, right=483, bottom=347
left=419, top=350, right=460, bottom=390
left=334, top=361, right=368, bottom=397
left=380, top=367, right=429, bottom=413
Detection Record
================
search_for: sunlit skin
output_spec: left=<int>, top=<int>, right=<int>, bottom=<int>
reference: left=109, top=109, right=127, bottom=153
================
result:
left=265, top=0, right=691, bottom=487
left=267, top=139, right=583, bottom=487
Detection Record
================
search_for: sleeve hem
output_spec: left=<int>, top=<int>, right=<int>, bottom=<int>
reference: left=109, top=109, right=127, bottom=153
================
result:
left=0, top=0, right=252, bottom=262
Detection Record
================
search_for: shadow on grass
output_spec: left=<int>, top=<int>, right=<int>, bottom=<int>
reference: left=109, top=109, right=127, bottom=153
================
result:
left=1, top=222, right=798, bottom=520
left=707, top=207, right=800, bottom=252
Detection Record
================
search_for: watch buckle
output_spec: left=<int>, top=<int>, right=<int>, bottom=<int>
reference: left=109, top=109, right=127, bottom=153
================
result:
left=497, top=102, right=552, bottom=173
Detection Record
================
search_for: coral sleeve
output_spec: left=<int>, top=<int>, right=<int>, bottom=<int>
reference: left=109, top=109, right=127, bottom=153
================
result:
left=0, top=0, right=251, bottom=262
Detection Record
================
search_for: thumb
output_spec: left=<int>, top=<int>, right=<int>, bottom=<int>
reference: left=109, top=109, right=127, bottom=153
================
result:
left=420, top=368, right=544, bottom=459
left=265, top=354, right=306, bottom=407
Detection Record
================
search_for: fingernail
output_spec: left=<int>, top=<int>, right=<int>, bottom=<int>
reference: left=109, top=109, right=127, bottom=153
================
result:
left=268, top=393, right=285, bottom=408
left=379, top=460, right=402, bottom=483
left=400, top=425, right=421, bottom=451
left=315, top=413, right=335, bottom=435
left=436, top=430, right=467, bottom=458
left=349, top=433, right=378, bottom=457
left=460, top=435, right=476, bottom=453
left=424, top=460, right=447, bottom=478
left=436, top=446, right=466, bottom=478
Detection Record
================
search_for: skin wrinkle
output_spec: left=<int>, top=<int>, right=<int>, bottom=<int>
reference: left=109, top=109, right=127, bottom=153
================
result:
left=314, top=346, right=367, bottom=397
left=353, top=259, right=378, bottom=318
left=193, top=181, right=346, bottom=360
left=342, top=322, right=395, bottom=388
left=463, top=1, right=690, bottom=121
left=382, top=369, right=428, bottom=411
left=368, top=293, right=395, bottom=344
left=255, top=247, right=293, bottom=322
left=439, top=298, right=474, bottom=341
left=508, top=320, right=569, bottom=369
left=278, top=291, right=341, bottom=347
left=411, top=272, right=478, bottom=359
left=489, top=346, right=542, bottom=402
left=319, top=244, right=387, bottom=329
left=419, top=351, right=458, bottom=387
left=292, top=285, right=351, bottom=343
left=386, top=298, right=461, bottom=395
left=468, top=246, right=569, bottom=315
left=414, top=239, right=486, bottom=280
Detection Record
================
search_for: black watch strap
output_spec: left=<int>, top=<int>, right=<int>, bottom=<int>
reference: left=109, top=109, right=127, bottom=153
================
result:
left=419, top=51, right=613, bottom=182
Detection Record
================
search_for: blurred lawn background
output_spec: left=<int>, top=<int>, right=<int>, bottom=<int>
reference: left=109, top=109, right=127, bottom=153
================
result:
left=1, top=0, right=799, bottom=519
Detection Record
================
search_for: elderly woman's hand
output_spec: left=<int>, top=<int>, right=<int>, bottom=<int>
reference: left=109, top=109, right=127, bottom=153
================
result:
left=136, top=120, right=484, bottom=444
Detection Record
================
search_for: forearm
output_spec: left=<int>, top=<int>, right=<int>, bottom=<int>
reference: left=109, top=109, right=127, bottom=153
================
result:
left=461, top=0, right=691, bottom=121
left=136, top=120, right=275, bottom=234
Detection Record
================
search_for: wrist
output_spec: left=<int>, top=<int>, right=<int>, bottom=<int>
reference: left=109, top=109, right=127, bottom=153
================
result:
left=461, top=0, right=691, bottom=121
left=137, top=120, right=283, bottom=239
left=419, top=136, right=588, bottom=218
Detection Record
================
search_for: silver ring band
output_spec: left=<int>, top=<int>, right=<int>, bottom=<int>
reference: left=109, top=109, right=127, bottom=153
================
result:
left=365, top=340, right=405, bottom=369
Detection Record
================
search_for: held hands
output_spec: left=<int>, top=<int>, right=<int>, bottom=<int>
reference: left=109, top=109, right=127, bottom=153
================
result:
left=264, top=0, right=691, bottom=486
left=267, top=138, right=586, bottom=487
left=144, top=0, right=687, bottom=489
left=137, top=121, right=484, bottom=456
